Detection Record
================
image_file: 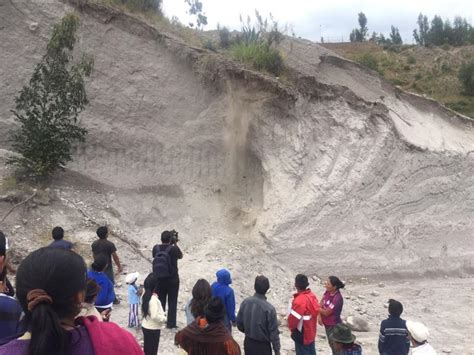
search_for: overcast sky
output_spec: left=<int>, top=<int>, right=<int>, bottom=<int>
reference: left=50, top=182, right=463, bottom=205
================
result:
left=162, top=0, right=474, bottom=43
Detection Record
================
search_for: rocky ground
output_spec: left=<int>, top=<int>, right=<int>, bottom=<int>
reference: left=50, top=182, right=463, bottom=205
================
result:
left=0, top=164, right=472, bottom=354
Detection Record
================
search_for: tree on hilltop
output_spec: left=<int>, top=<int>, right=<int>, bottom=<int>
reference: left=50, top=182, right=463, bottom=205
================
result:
left=350, top=12, right=368, bottom=42
left=413, top=13, right=429, bottom=45
left=428, top=15, right=445, bottom=45
left=452, top=16, right=471, bottom=45
left=413, top=13, right=473, bottom=46
left=389, top=26, right=403, bottom=44
left=185, top=0, right=208, bottom=29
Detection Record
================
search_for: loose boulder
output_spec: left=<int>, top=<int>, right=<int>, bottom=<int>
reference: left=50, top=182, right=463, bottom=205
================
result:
left=345, top=316, right=370, bottom=332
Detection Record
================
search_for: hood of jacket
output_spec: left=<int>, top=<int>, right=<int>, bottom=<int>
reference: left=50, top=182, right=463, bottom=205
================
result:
left=216, top=269, right=232, bottom=285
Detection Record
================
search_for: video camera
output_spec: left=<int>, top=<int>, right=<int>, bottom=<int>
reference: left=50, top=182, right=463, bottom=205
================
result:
left=170, top=229, right=179, bottom=244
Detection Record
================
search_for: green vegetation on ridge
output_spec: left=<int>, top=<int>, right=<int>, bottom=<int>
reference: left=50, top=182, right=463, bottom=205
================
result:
left=323, top=42, right=474, bottom=118
left=80, top=2, right=474, bottom=118
left=228, top=12, right=285, bottom=76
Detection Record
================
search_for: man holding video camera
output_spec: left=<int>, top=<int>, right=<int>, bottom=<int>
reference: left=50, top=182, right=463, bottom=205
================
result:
left=152, top=230, right=183, bottom=329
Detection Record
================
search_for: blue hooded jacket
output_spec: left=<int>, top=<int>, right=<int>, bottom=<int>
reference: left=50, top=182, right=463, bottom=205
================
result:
left=211, top=269, right=236, bottom=328
left=87, top=270, right=115, bottom=307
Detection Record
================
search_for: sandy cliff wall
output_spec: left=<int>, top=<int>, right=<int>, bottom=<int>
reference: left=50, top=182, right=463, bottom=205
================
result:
left=0, top=0, right=473, bottom=278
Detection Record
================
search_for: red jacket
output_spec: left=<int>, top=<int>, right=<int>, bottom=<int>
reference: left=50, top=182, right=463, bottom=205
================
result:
left=287, top=289, right=320, bottom=345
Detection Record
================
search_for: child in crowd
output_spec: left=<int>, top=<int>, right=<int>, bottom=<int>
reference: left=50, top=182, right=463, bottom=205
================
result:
left=87, top=254, right=115, bottom=318
left=78, top=279, right=105, bottom=321
left=126, top=272, right=141, bottom=328
left=211, top=269, right=236, bottom=332
left=378, top=299, right=410, bottom=355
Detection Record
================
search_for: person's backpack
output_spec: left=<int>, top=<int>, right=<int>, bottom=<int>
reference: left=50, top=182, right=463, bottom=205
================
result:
left=152, top=245, right=173, bottom=278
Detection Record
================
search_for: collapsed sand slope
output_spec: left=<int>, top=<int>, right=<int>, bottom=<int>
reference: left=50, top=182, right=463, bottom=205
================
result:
left=1, top=0, right=474, bottom=278
left=258, top=38, right=474, bottom=277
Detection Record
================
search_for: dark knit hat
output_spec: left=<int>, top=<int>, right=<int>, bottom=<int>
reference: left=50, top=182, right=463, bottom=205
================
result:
left=204, top=297, right=225, bottom=323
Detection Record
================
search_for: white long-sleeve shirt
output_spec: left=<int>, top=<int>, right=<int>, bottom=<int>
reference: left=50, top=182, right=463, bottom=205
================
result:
left=141, top=294, right=167, bottom=330
left=411, top=343, right=437, bottom=355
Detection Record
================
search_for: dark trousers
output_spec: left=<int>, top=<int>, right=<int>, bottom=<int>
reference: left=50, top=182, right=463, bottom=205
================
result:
left=325, top=325, right=337, bottom=355
left=244, top=336, right=272, bottom=355
left=95, top=307, right=111, bottom=322
left=156, top=277, right=179, bottom=328
left=142, top=327, right=161, bottom=355
left=295, top=341, right=316, bottom=355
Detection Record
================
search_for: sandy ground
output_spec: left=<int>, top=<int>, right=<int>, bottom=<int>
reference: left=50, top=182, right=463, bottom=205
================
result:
left=0, top=174, right=472, bottom=354
left=0, top=0, right=473, bottom=354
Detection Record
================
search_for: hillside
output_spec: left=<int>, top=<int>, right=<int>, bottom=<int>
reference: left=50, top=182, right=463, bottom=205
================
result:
left=0, top=1, right=474, bottom=354
left=322, top=42, right=474, bottom=118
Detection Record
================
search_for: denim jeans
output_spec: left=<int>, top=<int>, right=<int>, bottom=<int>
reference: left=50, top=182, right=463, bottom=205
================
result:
left=295, top=341, right=317, bottom=355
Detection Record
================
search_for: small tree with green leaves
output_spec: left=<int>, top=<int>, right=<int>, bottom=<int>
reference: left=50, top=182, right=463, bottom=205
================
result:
left=9, top=13, right=93, bottom=177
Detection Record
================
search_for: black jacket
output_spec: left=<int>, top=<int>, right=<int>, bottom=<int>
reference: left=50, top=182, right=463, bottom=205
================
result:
left=378, top=315, right=410, bottom=355
left=236, top=293, right=280, bottom=353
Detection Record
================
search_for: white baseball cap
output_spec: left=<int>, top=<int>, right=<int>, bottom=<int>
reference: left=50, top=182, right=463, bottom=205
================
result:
left=125, top=272, right=139, bottom=284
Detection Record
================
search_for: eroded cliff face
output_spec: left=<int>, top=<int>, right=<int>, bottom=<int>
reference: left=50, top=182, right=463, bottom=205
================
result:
left=1, top=0, right=473, bottom=280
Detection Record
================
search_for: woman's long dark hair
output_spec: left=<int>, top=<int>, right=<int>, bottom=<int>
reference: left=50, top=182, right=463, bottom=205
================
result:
left=329, top=276, right=345, bottom=290
left=16, top=247, right=87, bottom=355
left=141, top=273, right=158, bottom=318
left=190, top=279, right=212, bottom=318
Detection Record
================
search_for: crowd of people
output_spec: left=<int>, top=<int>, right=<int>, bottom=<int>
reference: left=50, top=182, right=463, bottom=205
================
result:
left=0, top=227, right=439, bottom=354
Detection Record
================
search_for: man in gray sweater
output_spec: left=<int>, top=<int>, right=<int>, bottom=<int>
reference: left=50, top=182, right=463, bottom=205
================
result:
left=237, top=275, right=281, bottom=355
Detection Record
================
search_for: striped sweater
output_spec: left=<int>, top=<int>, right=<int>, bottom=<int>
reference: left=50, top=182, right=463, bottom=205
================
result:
left=378, top=315, right=410, bottom=355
